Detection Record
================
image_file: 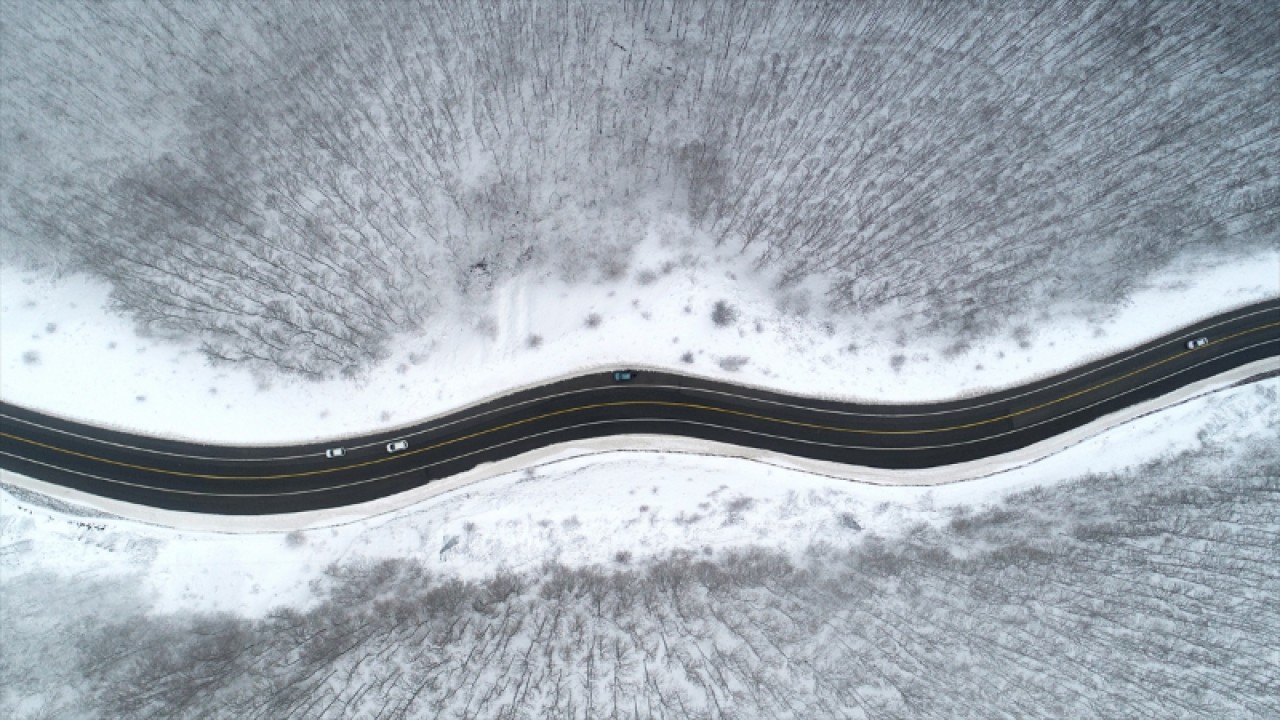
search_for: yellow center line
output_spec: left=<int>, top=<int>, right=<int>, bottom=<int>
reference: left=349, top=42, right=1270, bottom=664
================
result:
left=2, top=320, right=1276, bottom=482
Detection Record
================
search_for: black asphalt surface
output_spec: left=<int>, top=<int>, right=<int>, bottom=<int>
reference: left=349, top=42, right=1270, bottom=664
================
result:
left=2, top=300, right=1277, bottom=515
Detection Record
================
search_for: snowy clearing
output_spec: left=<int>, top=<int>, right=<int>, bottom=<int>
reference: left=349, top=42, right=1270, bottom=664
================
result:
left=1, top=245, right=1275, bottom=445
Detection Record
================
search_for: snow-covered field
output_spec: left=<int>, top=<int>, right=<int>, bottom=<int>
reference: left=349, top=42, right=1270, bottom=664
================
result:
left=1, top=243, right=1275, bottom=445
left=1, top=244, right=1275, bottom=618
left=3, top=372, right=1275, bottom=620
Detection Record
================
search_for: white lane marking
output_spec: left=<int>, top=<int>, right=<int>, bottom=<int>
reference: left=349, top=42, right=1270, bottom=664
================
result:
left=4, top=340, right=1274, bottom=500
left=4, top=305, right=1276, bottom=462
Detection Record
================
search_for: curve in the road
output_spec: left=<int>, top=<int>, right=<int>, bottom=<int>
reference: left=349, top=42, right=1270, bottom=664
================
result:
left=1, top=300, right=1277, bottom=515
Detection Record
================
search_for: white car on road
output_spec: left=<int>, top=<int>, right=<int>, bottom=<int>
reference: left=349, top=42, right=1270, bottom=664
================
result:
left=386, top=439, right=409, bottom=453
left=1185, top=337, right=1209, bottom=350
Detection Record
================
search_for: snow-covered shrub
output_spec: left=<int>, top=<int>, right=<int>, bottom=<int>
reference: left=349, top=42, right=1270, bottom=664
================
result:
left=711, top=300, right=738, bottom=328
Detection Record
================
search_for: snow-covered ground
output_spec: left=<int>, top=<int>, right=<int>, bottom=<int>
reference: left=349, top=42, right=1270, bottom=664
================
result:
left=1, top=243, right=1276, bottom=620
left=2, top=373, right=1276, bottom=619
left=1, top=242, right=1275, bottom=445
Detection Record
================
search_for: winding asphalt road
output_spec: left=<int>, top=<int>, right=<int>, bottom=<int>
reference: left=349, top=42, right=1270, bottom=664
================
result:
left=2, top=300, right=1277, bottom=515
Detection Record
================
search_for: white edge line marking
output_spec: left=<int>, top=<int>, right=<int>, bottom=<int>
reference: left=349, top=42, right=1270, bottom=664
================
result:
left=4, top=340, right=1274, bottom=499
left=3, top=306, right=1275, bottom=462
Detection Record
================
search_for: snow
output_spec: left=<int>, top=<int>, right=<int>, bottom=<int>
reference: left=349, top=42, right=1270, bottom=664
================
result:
left=3, top=374, right=1276, bottom=619
left=1, top=240, right=1275, bottom=445
left=1, top=242, right=1276, bottom=619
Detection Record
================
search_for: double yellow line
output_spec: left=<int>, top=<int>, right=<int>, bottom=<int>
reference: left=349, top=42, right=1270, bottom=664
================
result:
left=2, top=320, right=1276, bottom=482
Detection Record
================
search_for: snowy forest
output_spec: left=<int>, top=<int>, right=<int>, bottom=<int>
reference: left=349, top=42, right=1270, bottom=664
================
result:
left=2, top=0, right=1276, bottom=378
